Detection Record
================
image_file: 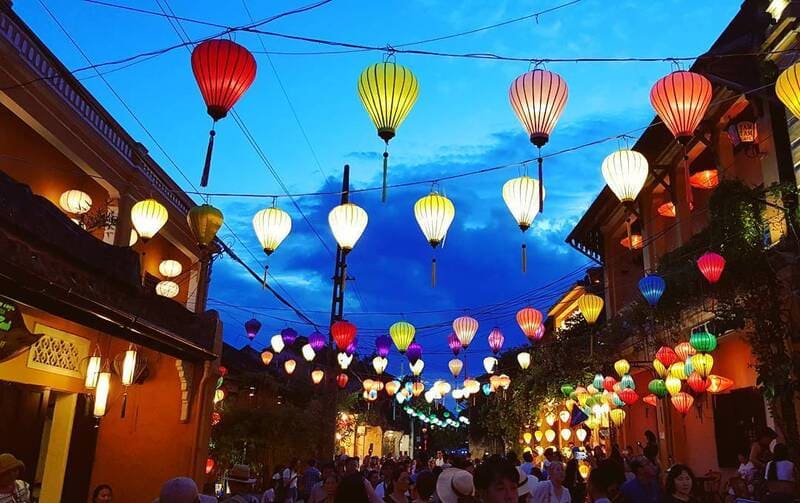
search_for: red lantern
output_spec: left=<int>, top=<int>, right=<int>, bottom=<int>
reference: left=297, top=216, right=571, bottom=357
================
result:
left=206, top=458, right=215, bottom=475
left=687, top=373, right=709, bottom=393
left=619, top=388, right=639, bottom=405
left=211, top=411, right=221, bottom=426
left=708, top=375, right=734, bottom=393
left=643, top=394, right=658, bottom=407
left=650, top=71, right=712, bottom=143
left=656, top=346, right=678, bottom=367
left=603, top=376, right=617, bottom=393
left=516, top=307, right=544, bottom=341
left=218, top=365, right=228, bottom=377
left=336, top=373, right=349, bottom=389
left=674, top=342, right=696, bottom=362
left=191, top=39, right=257, bottom=187
left=697, top=252, right=725, bottom=284
left=689, top=169, right=719, bottom=190
left=671, top=392, right=694, bottom=415
left=331, top=321, right=357, bottom=352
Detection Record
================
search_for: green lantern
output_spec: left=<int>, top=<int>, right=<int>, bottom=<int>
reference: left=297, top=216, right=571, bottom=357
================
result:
left=561, top=384, right=575, bottom=397
left=592, top=373, right=604, bottom=390
left=612, top=393, right=625, bottom=407
left=684, top=357, right=694, bottom=377
left=648, top=378, right=667, bottom=398
left=620, top=374, right=635, bottom=390
left=690, top=328, right=717, bottom=353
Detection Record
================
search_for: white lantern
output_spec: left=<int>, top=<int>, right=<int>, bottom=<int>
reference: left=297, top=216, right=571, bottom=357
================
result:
left=517, top=352, right=531, bottom=370
left=284, top=359, right=296, bottom=375
left=560, top=428, right=572, bottom=441
left=85, top=355, right=102, bottom=389
left=121, top=347, right=137, bottom=386
left=502, top=176, right=544, bottom=231
left=158, top=259, right=182, bottom=278
left=413, top=191, right=455, bottom=247
left=59, top=190, right=92, bottom=215
left=452, top=388, right=464, bottom=400
left=253, top=206, right=292, bottom=255
left=545, top=429, right=556, bottom=443
left=601, top=149, right=649, bottom=203
left=338, top=352, right=353, bottom=369
left=93, top=371, right=111, bottom=417
left=328, top=203, right=368, bottom=252
left=301, top=344, right=316, bottom=362
left=131, top=199, right=168, bottom=241
left=576, top=428, right=587, bottom=442
left=483, top=356, right=498, bottom=374
left=372, top=356, right=388, bottom=375
left=155, top=280, right=179, bottom=298
left=448, top=358, right=463, bottom=378
left=409, top=359, right=425, bottom=376
left=271, top=334, right=285, bottom=353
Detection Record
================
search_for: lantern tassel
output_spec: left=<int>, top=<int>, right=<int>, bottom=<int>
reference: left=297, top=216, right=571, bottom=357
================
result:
left=120, top=391, right=128, bottom=418
left=200, top=128, right=216, bottom=188
left=431, top=257, right=437, bottom=288
left=522, top=243, right=527, bottom=273
left=382, top=149, right=389, bottom=203
left=537, top=155, right=544, bottom=214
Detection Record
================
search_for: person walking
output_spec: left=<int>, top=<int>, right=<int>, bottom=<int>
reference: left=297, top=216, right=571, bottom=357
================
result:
left=0, top=454, right=29, bottom=503
left=282, top=459, right=300, bottom=502
left=619, top=457, right=660, bottom=503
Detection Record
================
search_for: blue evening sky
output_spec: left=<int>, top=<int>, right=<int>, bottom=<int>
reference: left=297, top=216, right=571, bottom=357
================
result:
left=17, top=1, right=739, bottom=383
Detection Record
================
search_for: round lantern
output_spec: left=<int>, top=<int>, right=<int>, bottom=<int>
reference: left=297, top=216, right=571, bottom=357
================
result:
left=696, top=251, right=726, bottom=284
left=284, top=359, right=296, bottom=375
left=650, top=71, right=712, bottom=143
left=270, top=334, right=285, bottom=353
left=331, top=321, right=357, bottom=352
left=776, top=62, right=800, bottom=119
left=452, top=316, right=479, bottom=349
left=309, top=331, right=326, bottom=352
left=509, top=69, right=568, bottom=148
left=385, top=380, right=401, bottom=396
left=687, top=373, right=709, bottom=393
left=674, top=342, right=696, bottom=362
left=656, top=346, right=678, bottom=367
left=448, top=358, right=463, bottom=378
left=409, top=359, right=425, bottom=376
left=390, top=321, right=415, bottom=353
left=253, top=206, right=292, bottom=256
left=603, top=376, right=616, bottom=393
left=155, top=280, right=179, bottom=298
left=648, top=379, right=667, bottom=397
left=516, top=307, right=544, bottom=340
left=560, top=428, right=572, bottom=441
left=544, top=429, right=556, bottom=443
left=708, top=375, right=734, bottom=393
left=261, top=350, right=273, bottom=366
left=502, top=176, right=544, bottom=231
left=464, top=379, right=481, bottom=395
left=311, top=370, right=325, bottom=384
left=671, top=392, right=694, bottom=415
left=244, top=318, right=262, bottom=340
left=374, top=335, right=391, bottom=358
left=187, top=203, right=224, bottom=248
left=639, top=274, right=666, bottom=307
left=414, top=191, right=455, bottom=248
left=578, top=294, right=604, bottom=325
left=618, top=388, right=638, bottom=405
left=517, top=352, right=531, bottom=370
left=620, top=374, right=635, bottom=390
left=601, top=149, right=649, bottom=203
left=614, top=359, right=630, bottom=378
left=690, top=327, right=717, bottom=353
left=448, top=333, right=462, bottom=356
left=665, top=376, right=682, bottom=396
left=561, top=384, right=575, bottom=397
left=612, top=393, right=626, bottom=408
left=59, top=190, right=92, bottom=214
left=488, top=327, right=504, bottom=354
left=483, top=356, right=498, bottom=374
left=336, top=373, right=349, bottom=389
left=131, top=199, right=168, bottom=241
left=609, top=409, right=626, bottom=427
left=357, top=61, right=419, bottom=201
left=691, top=353, right=714, bottom=378
left=412, top=382, right=425, bottom=397
left=328, top=203, right=368, bottom=252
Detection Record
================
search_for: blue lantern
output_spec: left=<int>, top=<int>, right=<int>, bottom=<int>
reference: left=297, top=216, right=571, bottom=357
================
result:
left=639, top=274, right=666, bottom=306
left=482, top=383, right=492, bottom=396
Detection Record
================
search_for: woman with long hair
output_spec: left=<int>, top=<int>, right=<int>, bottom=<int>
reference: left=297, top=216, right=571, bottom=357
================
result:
left=663, top=464, right=700, bottom=503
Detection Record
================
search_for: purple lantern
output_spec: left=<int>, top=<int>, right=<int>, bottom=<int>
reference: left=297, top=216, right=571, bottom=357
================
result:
left=244, top=318, right=261, bottom=341
left=447, top=333, right=462, bottom=356
left=406, top=341, right=422, bottom=364
left=488, top=327, right=504, bottom=354
left=531, top=323, right=545, bottom=342
left=375, top=335, right=391, bottom=358
left=346, top=338, right=358, bottom=356
left=281, top=327, right=298, bottom=346
left=308, top=331, right=326, bottom=352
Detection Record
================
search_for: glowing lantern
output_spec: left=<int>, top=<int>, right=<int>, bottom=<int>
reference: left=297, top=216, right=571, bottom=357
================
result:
left=648, top=379, right=667, bottom=398
left=271, top=334, right=285, bottom=353
left=618, top=388, right=638, bottom=405
left=328, top=203, right=368, bottom=252
left=452, top=388, right=464, bottom=400
left=336, top=373, right=349, bottom=389
left=614, top=359, right=630, bottom=378
left=244, top=319, right=262, bottom=341
left=560, top=384, right=574, bottom=397
left=452, top=316, right=478, bottom=349
left=534, top=430, right=544, bottom=442
left=357, top=62, right=419, bottom=201
left=59, top=189, right=92, bottom=215
left=579, top=294, right=604, bottom=325
left=414, top=191, right=455, bottom=286
left=687, top=373, right=709, bottom=393
left=517, top=352, right=531, bottom=370
left=669, top=361, right=688, bottom=380
left=93, top=371, right=112, bottom=417
left=609, top=409, right=626, bottom=427
left=639, top=275, right=666, bottom=307
left=155, top=281, right=179, bottom=298
left=256, top=350, right=271, bottom=367
left=620, top=233, right=643, bottom=250
left=560, top=428, right=572, bottom=441
left=337, top=352, right=353, bottom=369
left=187, top=204, right=223, bottom=248
left=436, top=381, right=452, bottom=396
left=523, top=432, right=533, bottom=444
left=690, top=328, right=717, bottom=354
left=372, top=335, right=390, bottom=358
left=412, top=382, right=425, bottom=397
left=283, top=328, right=298, bottom=346
left=650, top=71, right=712, bottom=143
left=510, top=68, right=568, bottom=148
left=544, top=429, right=556, bottom=443
left=643, top=394, right=658, bottom=407
left=213, top=388, right=225, bottom=405
left=657, top=201, right=694, bottom=218
left=205, top=458, right=215, bottom=475
left=516, top=307, right=544, bottom=340
left=332, top=321, right=357, bottom=352
left=385, top=380, right=401, bottom=396
left=502, top=176, right=544, bottom=231
left=592, top=374, right=604, bottom=390
left=652, top=359, right=667, bottom=378
left=302, top=344, right=316, bottom=362
left=84, top=355, right=102, bottom=389
left=448, top=333, right=462, bottom=356
left=674, top=342, right=696, bottom=362
left=390, top=321, right=415, bottom=353
left=690, top=169, right=720, bottom=190
left=119, top=347, right=138, bottom=387
left=131, top=199, right=168, bottom=241
left=656, top=346, right=679, bottom=367
left=671, top=392, right=694, bottom=415
left=545, top=413, right=557, bottom=426
left=708, top=375, right=734, bottom=393
left=559, top=410, right=571, bottom=423
left=585, top=417, right=599, bottom=430
left=253, top=206, right=292, bottom=256
left=691, top=353, right=714, bottom=378
left=372, top=356, right=388, bottom=375
left=410, top=359, right=424, bottom=376
left=603, top=376, right=616, bottom=393
left=284, top=359, right=296, bottom=375
left=697, top=252, right=726, bottom=284
left=576, top=428, right=587, bottom=442
left=620, top=374, right=635, bottom=390
left=406, top=341, right=423, bottom=364
left=308, top=331, right=326, bottom=352
left=481, top=356, right=497, bottom=374
left=601, top=149, right=649, bottom=203
left=448, top=358, right=464, bottom=378
left=665, top=376, right=682, bottom=396
left=488, top=327, right=505, bottom=354
left=362, top=379, right=374, bottom=392
left=776, top=62, right=800, bottom=119
left=612, top=393, right=625, bottom=408
left=464, top=379, right=480, bottom=395
left=497, top=373, right=510, bottom=390
left=311, top=370, right=325, bottom=384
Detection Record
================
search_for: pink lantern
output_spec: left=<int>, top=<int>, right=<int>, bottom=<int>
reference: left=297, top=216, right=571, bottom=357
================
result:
left=452, top=316, right=479, bottom=349
left=509, top=69, right=568, bottom=148
left=650, top=71, right=712, bottom=143
left=697, top=252, right=726, bottom=284
left=488, top=327, right=505, bottom=354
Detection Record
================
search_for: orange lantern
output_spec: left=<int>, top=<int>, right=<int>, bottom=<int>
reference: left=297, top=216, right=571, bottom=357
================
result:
left=412, top=382, right=425, bottom=397
left=657, top=201, right=694, bottom=218
left=689, top=169, right=719, bottom=190
left=643, top=394, right=658, bottom=407
left=708, top=375, right=734, bottom=393
left=674, top=342, right=696, bottom=362
left=671, top=392, right=694, bottom=415
left=650, top=71, right=712, bottom=143
left=687, top=373, right=708, bottom=393
left=311, top=370, right=325, bottom=385
left=516, top=307, right=544, bottom=341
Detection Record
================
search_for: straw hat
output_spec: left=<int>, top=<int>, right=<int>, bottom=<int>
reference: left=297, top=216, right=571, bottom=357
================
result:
left=436, top=467, right=474, bottom=503
left=0, top=454, right=24, bottom=475
left=516, top=467, right=539, bottom=497
left=226, top=464, right=256, bottom=484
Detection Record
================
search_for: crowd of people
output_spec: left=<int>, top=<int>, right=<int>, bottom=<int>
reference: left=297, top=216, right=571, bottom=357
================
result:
left=0, top=427, right=796, bottom=502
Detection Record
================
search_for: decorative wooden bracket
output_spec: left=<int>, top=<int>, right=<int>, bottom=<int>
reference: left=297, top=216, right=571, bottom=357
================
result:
left=176, top=359, right=194, bottom=423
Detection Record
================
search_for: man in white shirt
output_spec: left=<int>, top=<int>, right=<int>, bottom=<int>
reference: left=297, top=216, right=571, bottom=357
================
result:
left=283, top=459, right=300, bottom=502
left=520, top=452, right=535, bottom=476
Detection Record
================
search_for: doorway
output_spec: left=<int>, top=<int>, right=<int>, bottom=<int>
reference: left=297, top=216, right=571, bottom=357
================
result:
left=713, top=387, right=767, bottom=468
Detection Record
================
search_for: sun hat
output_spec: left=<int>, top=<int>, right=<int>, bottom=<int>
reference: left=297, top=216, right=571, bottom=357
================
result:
left=0, top=454, right=24, bottom=475
left=226, top=464, right=257, bottom=484
left=436, top=467, right=474, bottom=503
left=516, top=467, right=540, bottom=496
left=153, top=477, right=217, bottom=503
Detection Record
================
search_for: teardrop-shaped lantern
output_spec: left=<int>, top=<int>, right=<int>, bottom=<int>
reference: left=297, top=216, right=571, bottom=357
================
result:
left=487, top=327, right=504, bottom=354
left=502, top=176, right=545, bottom=272
left=618, top=388, right=638, bottom=405
left=696, top=251, right=725, bottom=284
left=131, top=199, right=168, bottom=242
left=578, top=294, right=604, bottom=325
left=483, top=356, right=498, bottom=374
left=650, top=71, right=712, bottom=143
left=671, top=391, right=694, bottom=415
left=390, top=321, right=415, bottom=353
left=253, top=206, right=292, bottom=256
left=639, top=274, right=666, bottom=307
left=284, top=359, right=296, bottom=375
left=665, top=376, right=682, bottom=396
left=452, top=316, right=478, bottom=349
left=328, top=203, right=368, bottom=252
left=516, top=307, right=543, bottom=340
left=301, top=344, right=316, bottom=362
left=406, top=341, right=423, bottom=364
left=656, top=346, right=678, bottom=367
left=270, top=334, right=285, bottom=354
left=614, top=359, right=630, bottom=378
left=336, top=373, right=349, bottom=389
left=372, top=356, right=388, bottom=375
left=244, top=318, right=262, bottom=340
left=261, top=349, right=273, bottom=366
left=385, top=380, right=401, bottom=396
left=448, top=358, right=463, bottom=378
left=191, top=39, right=257, bottom=186
left=409, top=359, right=425, bottom=376
left=414, top=191, right=455, bottom=286
left=331, top=321, right=357, bottom=352
left=674, top=342, right=696, bottom=362
left=357, top=62, right=419, bottom=201
left=509, top=69, right=568, bottom=148
left=517, top=352, right=531, bottom=370
left=776, top=62, right=800, bottom=119
left=308, top=331, right=326, bottom=352
left=687, top=373, right=709, bottom=393
left=375, top=335, right=391, bottom=358
left=187, top=203, right=224, bottom=248
left=448, top=333, right=462, bottom=356
left=691, top=353, right=714, bottom=378
left=311, top=369, right=325, bottom=384
left=601, top=149, right=649, bottom=203
left=610, top=409, right=626, bottom=427
left=281, top=328, right=298, bottom=346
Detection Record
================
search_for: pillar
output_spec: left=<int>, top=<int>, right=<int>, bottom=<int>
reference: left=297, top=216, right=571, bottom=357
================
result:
left=113, top=193, right=136, bottom=247
left=39, top=393, right=77, bottom=503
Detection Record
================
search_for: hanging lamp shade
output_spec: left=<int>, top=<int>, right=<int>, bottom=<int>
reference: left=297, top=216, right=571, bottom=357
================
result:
left=406, top=341, right=423, bottom=364
left=603, top=376, right=616, bottom=393
left=483, top=356, right=498, bottom=374
left=375, top=335, right=391, bottom=358
left=618, top=388, right=638, bottom=405
left=665, top=376, right=682, bottom=396
left=270, top=334, right=285, bottom=353
left=191, top=39, right=257, bottom=186
left=671, top=392, right=694, bottom=415
left=244, top=318, right=262, bottom=340
left=643, top=394, right=658, bottom=407
left=331, top=321, right=357, bottom=352
left=284, top=359, right=296, bottom=375
left=59, top=190, right=92, bottom=215
left=578, top=294, right=604, bottom=325
left=653, top=359, right=668, bottom=378
left=452, top=316, right=478, bottom=349
left=464, top=379, right=481, bottom=395
left=776, top=62, right=800, bottom=119
left=614, top=359, right=630, bottom=378
left=311, top=369, right=325, bottom=384
left=488, top=327, right=504, bottom=354
left=308, top=331, right=326, bottom=352
left=131, top=199, right=168, bottom=241
left=155, top=281, right=179, bottom=298
left=516, top=307, right=543, bottom=340
left=261, top=350, right=273, bottom=366
left=610, top=409, right=626, bottom=427
left=697, top=251, right=725, bottom=284
left=301, top=344, right=316, bottom=362
left=517, top=352, right=531, bottom=370
left=159, top=260, right=182, bottom=278
left=650, top=71, right=712, bottom=143
left=648, top=379, right=667, bottom=397
left=336, top=373, right=349, bottom=389
left=409, top=359, right=425, bottom=376
left=281, top=328, right=298, bottom=346
left=620, top=374, right=635, bottom=390
left=448, top=333, right=462, bottom=356
left=687, top=373, right=709, bottom=393
left=414, top=191, right=455, bottom=248
left=357, top=61, right=419, bottom=201
left=502, top=176, right=544, bottom=231
left=448, top=358, right=463, bottom=378
left=372, top=356, right=388, bottom=375
left=385, top=380, right=401, bottom=396
left=674, top=342, right=696, bottom=362
left=690, top=327, right=717, bottom=353
left=328, top=203, right=368, bottom=252
left=639, top=274, right=666, bottom=307
left=390, top=321, right=415, bottom=353
left=338, top=352, right=353, bottom=369
left=187, top=204, right=223, bottom=248
left=691, top=353, right=714, bottom=378
left=708, top=374, right=734, bottom=393
left=601, top=149, right=649, bottom=203
left=669, top=361, right=688, bottom=380
left=509, top=69, right=568, bottom=148
left=656, top=346, right=678, bottom=367
left=253, top=206, right=292, bottom=256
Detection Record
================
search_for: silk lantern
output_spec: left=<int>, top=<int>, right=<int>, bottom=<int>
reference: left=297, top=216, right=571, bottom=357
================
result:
left=372, top=356, right=388, bottom=375
left=697, top=252, right=726, bottom=284
left=328, top=203, right=368, bottom=252
left=610, top=409, right=626, bottom=427
left=309, top=331, right=326, bottom=352
left=414, top=191, right=455, bottom=287
left=155, top=281, right=179, bottom=298
left=545, top=429, right=557, bottom=443
left=253, top=206, right=292, bottom=256
left=406, top=341, right=423, bottom=364
left=385, top=380, right=401, bottom=396
left=284, top=359, right=296, bottom=375
left=517, top=307, right=544, bottom=340
left=410, top=359, right=425, bottom=376
left=561, top=428, right=572, bottom=441
left=453, top=316, right=478, bottom=349
left=131, top=199, right=168, bottom=241
left=674, top=342, right=696, bottom=362
left=579, top=294, right=604, bottom=325
left=375, top=335, right=391, bottom=358
left=776, top=62, right=800, bottom=119
left=648, top=379, right=667, bottom=398
left=708, top=375, right=734, bottom=393
left=336, top=373, right=349, bottom=389
left=523, top=432, right=533, bottom=444
left=483, top=356, right=498, bottom=374
left=671, top=392, right=694, bottom=415
left=390, top=321, right=415, bottom=353
left=517, top=352, right=531, bottom=370
left=691, top=353, right=714, bottom=378
left=687, top=373, right=709, bottom=393
left=311, top=370, right=325, bottom=384
left=301, top=344, right=316, bottom=362
left=614, top=359, right=630, bottom=378
left=261, top=350, right=273, bottom=366
left=690, top=327, right=717, bottom=353
left=187, top=203, right=224, bottom=248
left=488, top=327, right=504, bottom=354
left=59, top=189, right=92, bottom=214
left=331, top=321, right=357, bottom=352
left=650, top=71, right=712, bottom=143
left=656, top=346, right=678, bottom=367
left=643, top=394, right=658, bottom=407
left=639, top=274, right=666, bottom=307
left=449, top=358, right=464, bottom=378
left=601, top=149, right=649, bottom=203
left=244, top=318, right=262, bottom=341
left=576, top=428, right=587, bottom=442
left=502, top=175, right=544, bottom=271
left=618, top=388, right=638, bottom=405
left=448, top=333, right=462, bottom=356
left=665, top=376, right=682, bottom=396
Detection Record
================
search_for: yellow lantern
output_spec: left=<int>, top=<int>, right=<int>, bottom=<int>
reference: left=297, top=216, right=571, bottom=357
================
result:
left=610, top=409, right=626, bottom=427
left=131, top=198, right=168, bottom=241
left=585, top=417, right=599, bottom=430
left=614, top=359, right=630, bottom=378
left=464, top=379, right=480, bottom=395
left=372, top=356, right=388, bottom=375
left=498, top=374, right=511, bottom=390
left=261, top=350, right=273, bottom=365
left=414, top=191, right=455, bottom=286
left=560, top=428, right=572, bottom=441
left=357, top=61, right=419, bottom=201
left=601, top=149, right=649, bottom=203
left=284, top=359, right=296, bottom=375
left=523, top=432, right=533, bottom=444
left=669, top=361, right=687, bottom=380
left=534, top=430, right=543, bottom=442
left=59, top=189, right=92, bottom=214
left=390, top=321, right=415, bottom=353
left=311, top=369, right=324, bottom=384
left=545, top=429, right=556, bottom=443
left=665, top=376, right=682, bottom=396
left=253, top=206, right=292, bottom=255
left=93, top=371, right=112, bottom=417
left=187, top=203, right=223, bottom=248
left=653, top=359, right=668, bottom=378
left=271, top=334, right=285, bottom=353
left=692, top=353, right=714, bottom=378
left=302, top=344, right=316, bottom=362
left=559, top=410, right=571, bottom=424
left=155, top=280, right=180, bottom=298
left=409, top=359, right=424, bottom=376
left=412, top=382, right=425, bottom=397
left=776, top=62, right=800, bottom=119
left=578, top=293, right=604, bottom=325
left=517, top=352, right=531, bottom=370
left=483, top=356, right=498, bottom=374
left=436, top=381, right=452, bottom=396
left=159, top=260, right=183, bottom=278
left=328, top=203, right=368, bottom=252
left=578, top=464, right=590, bottom=478
left=545, top=413, right=557, bottom=426
left=121, top=347, right=138, bottom=386
left=452, top=388, right=464, bottom=400
left=576, top=428, right=587, bottom=443
left=84, top=355, right=102, bottom=389
left=535, top=446, right=545, bottom=456
left=129, top=229, right=139, bottom=247
left=448, top=358, right=463, bottom=378
left=213, top=388, right=226, bottom=405
left=385, top=380, right=401, bottom=396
